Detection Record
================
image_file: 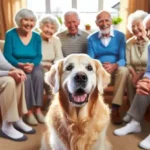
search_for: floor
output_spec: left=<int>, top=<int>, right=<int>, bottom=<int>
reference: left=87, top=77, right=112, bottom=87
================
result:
left=0, top=96, right=150, bottom=150
left=0, top=115, right=150, bottom=150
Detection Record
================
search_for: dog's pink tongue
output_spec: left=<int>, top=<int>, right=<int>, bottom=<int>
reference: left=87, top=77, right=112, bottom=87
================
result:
left=72, top=94, right=87, bottom=102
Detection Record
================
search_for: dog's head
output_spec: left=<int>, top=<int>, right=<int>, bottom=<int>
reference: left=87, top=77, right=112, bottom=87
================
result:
left=45, top=54, right=110, bottom=107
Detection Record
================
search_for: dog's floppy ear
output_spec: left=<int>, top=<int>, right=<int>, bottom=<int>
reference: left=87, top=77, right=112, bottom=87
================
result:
left=94, top=59, right=111, bottom=94
left=45, top=60, right=63, bottom=93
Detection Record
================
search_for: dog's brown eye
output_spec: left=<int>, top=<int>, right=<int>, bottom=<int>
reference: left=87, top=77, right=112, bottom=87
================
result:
left=66, top=64, right=74, bottom=71
left=86, top=65, right=93, bottom=71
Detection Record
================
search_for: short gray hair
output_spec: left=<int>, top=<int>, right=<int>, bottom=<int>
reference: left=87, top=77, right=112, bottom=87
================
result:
left=96, top=10, right=112, bottom=21
left=64, top=9, right=80, bottom=22
left=38, top=14, right=60, bottom=33
left=14, top=8, right=37, bottom=27
left=143, top=14, right=150, bottom=28
left=127, top=10, right=148, bottom=33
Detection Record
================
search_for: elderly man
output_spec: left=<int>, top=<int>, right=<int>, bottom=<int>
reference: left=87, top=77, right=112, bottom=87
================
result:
left=88, top=10, right=129, bottom=124
left=57, top=9, right=89, bottom=57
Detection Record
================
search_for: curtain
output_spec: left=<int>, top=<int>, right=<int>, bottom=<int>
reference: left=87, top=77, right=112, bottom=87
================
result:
left=0, top=0, right=26, bottom=40
left=119, top=0, right=149, bottom=39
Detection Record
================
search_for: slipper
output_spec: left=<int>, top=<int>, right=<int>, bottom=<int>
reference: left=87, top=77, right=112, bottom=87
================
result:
left=34, top=112, right=45, bottom=124
left=13, top=125, right=36, bottom=134
left=0, top=129, right=27, bottom=142
left=23, top=114, right=38, bottom=126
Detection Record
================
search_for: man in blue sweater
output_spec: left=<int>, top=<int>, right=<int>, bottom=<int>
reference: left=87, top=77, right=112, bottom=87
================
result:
left=88, top=10, right=129, bottom=124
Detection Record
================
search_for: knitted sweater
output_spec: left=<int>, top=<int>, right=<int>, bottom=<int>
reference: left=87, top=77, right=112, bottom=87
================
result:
left=4, top=28, right=42, bottom=67
left=87, top=30, right=126, bottom=66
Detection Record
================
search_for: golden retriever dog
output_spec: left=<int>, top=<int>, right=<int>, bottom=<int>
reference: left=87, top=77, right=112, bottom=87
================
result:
left=41, top=54, right=111, bottom=150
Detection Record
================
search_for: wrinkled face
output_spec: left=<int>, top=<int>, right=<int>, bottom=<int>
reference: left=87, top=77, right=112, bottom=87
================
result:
left=145, top=19, right=150, bottom=39
left=96, top=12, right=112, bottom=35
left=131, top=20, right=146, bottom=38
left=20, top=18, right=35, bottom=33
left=65, top=14, right=80, bottom=35
left=41, top=23, right=55, bottom=40
left=46, top=54, right=110, bottom=108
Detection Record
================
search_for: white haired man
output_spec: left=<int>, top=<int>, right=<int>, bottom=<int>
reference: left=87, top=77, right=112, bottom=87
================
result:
left=87, top=10, right=129, bottom=124
left=57, top=9, right=89, bottom=57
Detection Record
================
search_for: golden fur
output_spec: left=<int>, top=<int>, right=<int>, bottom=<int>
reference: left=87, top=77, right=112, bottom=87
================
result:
left=41, top=54, right=111, bottom=150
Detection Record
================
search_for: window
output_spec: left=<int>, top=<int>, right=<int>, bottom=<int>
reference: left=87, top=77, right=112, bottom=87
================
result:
left=51, top=0, right=72, bottom=15
left=27, top=0, right=46, bottom=14
left=27, top=0, right=120, bottom=30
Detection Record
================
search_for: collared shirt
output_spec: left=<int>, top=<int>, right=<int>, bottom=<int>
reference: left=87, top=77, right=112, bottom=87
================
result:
left=98, top=26, right=114, bottom=47
left=66, top=30, right=82, bottom=38
left=57, top=29, right=89, bottom=57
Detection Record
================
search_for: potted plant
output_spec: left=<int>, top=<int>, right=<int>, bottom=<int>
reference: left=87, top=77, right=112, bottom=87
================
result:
left=85, top=24, right=91, bottom=31
left=112, top=16, right=123, bottom=25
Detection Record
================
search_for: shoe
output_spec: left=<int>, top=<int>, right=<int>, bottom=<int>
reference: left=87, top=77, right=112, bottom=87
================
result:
left=111, top=108, right=122, bottom=125
left=139, top=134, right=150, bottom=150
left=34, top=112, right=45, bottom=124
left=0, top=129, right=27, bottom=142
left=23, top=114, right=38, bottom=126
left=114, top=121, right=141, bottom=136
left=13, top=125, right=36, bottom=134
left=123, top=115, right=132, bottom=123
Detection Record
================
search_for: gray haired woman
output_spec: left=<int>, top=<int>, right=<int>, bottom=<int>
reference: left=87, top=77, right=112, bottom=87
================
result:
left=3, top=8, right=44, bottom=126
left=125, top=10, right=149, bottom=111
left=39, top=14, right=63, bottom=108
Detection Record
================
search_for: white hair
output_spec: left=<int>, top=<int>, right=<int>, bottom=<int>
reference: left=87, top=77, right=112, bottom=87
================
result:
left=14, top=8, right=37, bottom=27
left=143, top=14, right=150, bottom=27
left=96, top=10, right=112, bottom=22
left=38, top=14, right=60, bottom=33
left=127, top=10, right=148, bottom=33
left=64, top=9, right=80, bottom=22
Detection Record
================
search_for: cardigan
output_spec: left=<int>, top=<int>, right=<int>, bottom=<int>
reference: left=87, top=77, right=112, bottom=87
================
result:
left=4, top=28, right=42, bottom=67
left=126, top=36, right=149, bottom=73
left=87, top=30, right=126, bottom=66
left=41, top=35, right=63, bottom=66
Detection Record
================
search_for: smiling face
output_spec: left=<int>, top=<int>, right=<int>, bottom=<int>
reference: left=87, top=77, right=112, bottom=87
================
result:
left=131, top=19, right=146, bottom=38
left=45, top=54, right=110, bottom=108
left=65, top=13, right=80, bottom=35
left=20, top=18, right=35, bottom=33
left=41, top=23, right=55, bottom=40
left=61, top=55, right=97, bottom=107
left=96, top=11, right=112, bottom=35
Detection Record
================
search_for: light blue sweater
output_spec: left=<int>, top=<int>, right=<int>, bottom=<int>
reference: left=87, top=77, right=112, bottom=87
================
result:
left=88, top=30, right=126, bottom=66
left=4, top=28, right=42, bottom=67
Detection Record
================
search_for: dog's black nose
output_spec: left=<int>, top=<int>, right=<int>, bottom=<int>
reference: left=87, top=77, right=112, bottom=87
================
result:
left=74, top=72, right=87, bottom=85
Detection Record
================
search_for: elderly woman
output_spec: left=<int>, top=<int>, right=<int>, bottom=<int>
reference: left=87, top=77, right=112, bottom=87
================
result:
left=3, top=8, right=44, bottom=125
left=114, top=14, right=150, bottom=150
left=125, top=10, right=149, bottom=104
left=0, top=51, right=35, bottom=141
left=39, top=14, right=63, bottom=107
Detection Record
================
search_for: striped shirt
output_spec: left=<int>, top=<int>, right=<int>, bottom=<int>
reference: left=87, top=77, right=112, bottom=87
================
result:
left=57, top=29, right=89, bottom=57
